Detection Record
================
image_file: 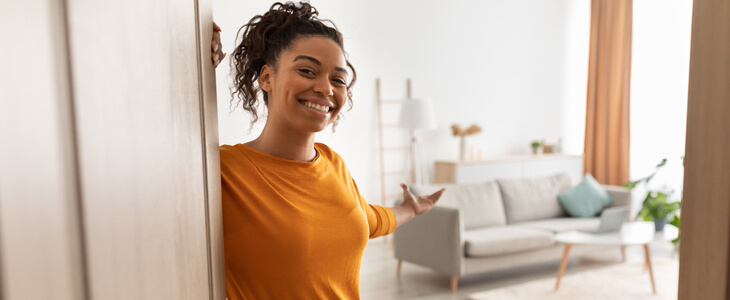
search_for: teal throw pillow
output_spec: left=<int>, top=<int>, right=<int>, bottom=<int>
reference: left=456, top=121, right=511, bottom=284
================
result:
left=558, top=174, right=613, bottom=218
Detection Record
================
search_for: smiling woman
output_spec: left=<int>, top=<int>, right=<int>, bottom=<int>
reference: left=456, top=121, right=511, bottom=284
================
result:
left=216, top=2, right=445, bottom=300
left=257, top=36, right=348, bottom=135
left=228, top=2, right=356, bottom=130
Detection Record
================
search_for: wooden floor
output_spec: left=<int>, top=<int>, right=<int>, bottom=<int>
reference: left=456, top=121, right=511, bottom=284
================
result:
left=359, top=236, right=678, bottom=300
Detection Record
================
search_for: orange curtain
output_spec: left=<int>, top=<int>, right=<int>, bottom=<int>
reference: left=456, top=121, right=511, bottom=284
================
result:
left=584, top=0, right=632, bottom=185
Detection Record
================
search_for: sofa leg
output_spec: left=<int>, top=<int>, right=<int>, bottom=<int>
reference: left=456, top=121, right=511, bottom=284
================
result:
left=396, top=260, right=402, bottom=277
left=451, top=276, right=458, bottom=293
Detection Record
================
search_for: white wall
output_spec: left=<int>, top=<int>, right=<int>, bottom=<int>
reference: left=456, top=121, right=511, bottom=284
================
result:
left=630, top=0, right=692, bottom=209
left=213, top=0, right=592, bottom=203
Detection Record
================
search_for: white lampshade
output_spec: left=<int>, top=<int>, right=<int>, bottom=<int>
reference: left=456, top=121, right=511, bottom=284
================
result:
left=398, top=98, right=437, bottom=130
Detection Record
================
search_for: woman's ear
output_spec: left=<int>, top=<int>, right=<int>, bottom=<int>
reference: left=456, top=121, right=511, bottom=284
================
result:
left=259, top=65, right=272, bottom=93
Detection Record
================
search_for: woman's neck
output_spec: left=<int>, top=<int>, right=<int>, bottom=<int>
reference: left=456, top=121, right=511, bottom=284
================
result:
left=245, top=123, right=317, bottom=162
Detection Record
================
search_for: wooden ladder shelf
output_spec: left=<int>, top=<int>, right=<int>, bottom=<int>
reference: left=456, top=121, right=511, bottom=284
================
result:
left=375, top=78, right=415, bottom=209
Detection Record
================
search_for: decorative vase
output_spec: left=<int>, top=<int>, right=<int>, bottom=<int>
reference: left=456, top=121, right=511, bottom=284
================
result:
left=654, top=218, right=668, bottom=231
left=531, top=146, right=539, bottom=155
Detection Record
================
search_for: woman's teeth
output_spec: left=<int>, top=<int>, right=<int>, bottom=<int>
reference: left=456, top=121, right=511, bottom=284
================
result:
left=303, top=101, right=330, bottom=113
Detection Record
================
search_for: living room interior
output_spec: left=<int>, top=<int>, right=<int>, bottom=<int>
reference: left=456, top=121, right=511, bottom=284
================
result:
left=214, top=0, right=691, bottom=298
left=4, top=0, right=728, bottom=299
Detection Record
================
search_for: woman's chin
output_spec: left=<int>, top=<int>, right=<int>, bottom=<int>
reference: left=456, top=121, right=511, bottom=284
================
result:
left=315, top=120, right=337, bottom=132
left=292, top=118, right=336, bottom=134
left=301, top=123, right=330, bottom=134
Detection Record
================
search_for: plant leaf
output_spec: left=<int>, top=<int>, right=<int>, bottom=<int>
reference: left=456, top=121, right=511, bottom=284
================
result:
left=622, top=181, right=639, bottom=190
left=670, top=215, right=681, bottom=246
left=670, top=214, right=680, bottom=227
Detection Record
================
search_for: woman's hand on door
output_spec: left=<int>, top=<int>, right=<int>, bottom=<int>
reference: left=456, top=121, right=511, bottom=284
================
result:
left=212, top=22, right=226, bottom=68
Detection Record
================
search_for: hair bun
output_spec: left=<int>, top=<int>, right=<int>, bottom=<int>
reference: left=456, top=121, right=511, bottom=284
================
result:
left=273, top=1, right=319, bottom=21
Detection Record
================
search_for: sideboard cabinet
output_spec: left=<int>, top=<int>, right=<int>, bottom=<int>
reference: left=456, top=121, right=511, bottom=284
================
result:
left=434, top=154, right=583, bottom=184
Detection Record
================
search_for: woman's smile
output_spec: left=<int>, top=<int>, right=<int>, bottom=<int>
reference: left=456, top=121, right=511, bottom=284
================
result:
left=299, top=96, right=335, bottom=118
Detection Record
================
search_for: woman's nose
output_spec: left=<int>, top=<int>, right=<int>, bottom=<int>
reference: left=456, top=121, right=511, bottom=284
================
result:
left=313, top=78, right=334, bottom=97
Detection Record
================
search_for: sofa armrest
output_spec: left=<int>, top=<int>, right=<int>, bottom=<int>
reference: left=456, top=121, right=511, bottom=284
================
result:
left=393, top=206, right=464, bottom=276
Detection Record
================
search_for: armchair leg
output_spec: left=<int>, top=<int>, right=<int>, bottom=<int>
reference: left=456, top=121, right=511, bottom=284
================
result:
left=451, top=276, right=458, bottom=293
left=396, top=260, right=402, bottom=277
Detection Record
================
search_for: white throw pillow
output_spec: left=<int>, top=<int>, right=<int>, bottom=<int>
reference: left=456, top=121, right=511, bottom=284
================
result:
left=412, top=182, right=506, bottom=230
left=497, top=173, right=572, bottom=224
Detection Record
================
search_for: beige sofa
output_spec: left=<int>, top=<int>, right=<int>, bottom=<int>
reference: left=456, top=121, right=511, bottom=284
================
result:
left=394, top=173, right=632, bottom=293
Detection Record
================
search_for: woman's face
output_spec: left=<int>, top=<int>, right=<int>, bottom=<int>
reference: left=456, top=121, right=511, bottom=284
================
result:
left=259, top=36, right=349, bottom=134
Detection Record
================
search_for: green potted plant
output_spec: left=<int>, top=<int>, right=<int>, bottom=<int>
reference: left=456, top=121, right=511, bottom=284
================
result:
left=623, top=158, right=682, bottom=233
left=635, top=191, right=680, bottom=231
left=530, top=141, right=541, bottom=155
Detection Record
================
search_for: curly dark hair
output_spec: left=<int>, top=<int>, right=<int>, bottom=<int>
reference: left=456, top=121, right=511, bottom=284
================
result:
left=229, top=1, right=357, bottom=129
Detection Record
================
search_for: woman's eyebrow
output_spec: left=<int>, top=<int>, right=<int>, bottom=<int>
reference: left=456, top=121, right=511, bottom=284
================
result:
left=334, top=66, right=348, bottom=75
left=293, top=55, right=321, bottom=66
left=293, top=55, right=348, bottom=75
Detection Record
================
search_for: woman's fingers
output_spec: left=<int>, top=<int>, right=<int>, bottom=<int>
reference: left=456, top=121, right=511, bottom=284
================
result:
left=211, top=26, right=224, bottom=67
left=430, top=188, right=445, bottom=200
left=400, top=184, right=411, bottom=199
left=213, top=21, right=222, bottom=32
left=420, top=188, right=444, bottom=206
left=212, top=31, right=221, bottom=51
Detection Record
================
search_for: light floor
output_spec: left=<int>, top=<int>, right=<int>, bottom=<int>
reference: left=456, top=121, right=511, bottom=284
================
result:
left=359, top=236, right=678, bottom=300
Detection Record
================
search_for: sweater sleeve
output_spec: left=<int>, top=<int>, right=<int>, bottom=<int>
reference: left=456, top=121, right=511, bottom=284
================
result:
left=365, top=203, right=397, bottom=238
left=323, top=143, right=397, bottom=238
left=350, top=178, right=397, bottom=238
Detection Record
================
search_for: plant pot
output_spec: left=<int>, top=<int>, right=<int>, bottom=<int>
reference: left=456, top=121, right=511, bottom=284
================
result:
left=654, top=218, right=668, bottom=231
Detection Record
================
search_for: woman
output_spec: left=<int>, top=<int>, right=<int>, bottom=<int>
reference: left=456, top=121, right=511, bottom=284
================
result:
left=213, top=2, right=444, bottom=299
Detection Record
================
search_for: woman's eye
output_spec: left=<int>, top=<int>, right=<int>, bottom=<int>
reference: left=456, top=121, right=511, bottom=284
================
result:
left=333, top=79, right=346, bottom=86
left=298, top=69, right=315, bottom=76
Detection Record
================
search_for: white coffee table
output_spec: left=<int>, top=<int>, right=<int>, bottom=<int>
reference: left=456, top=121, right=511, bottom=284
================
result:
left=553, top=221, right=678, bottom=294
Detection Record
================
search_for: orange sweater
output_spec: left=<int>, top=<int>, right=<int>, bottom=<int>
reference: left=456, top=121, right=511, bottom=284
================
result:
left=220, top=143, right=396, bottom=299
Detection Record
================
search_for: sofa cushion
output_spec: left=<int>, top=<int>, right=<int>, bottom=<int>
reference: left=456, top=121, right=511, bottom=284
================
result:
left=557, top=174, right=613, bottom=218
left=412, top=182, right=506, bottom=230
left=497, top=173, right=573, bottom=224
left=511, top=217, right=601, bottom=233
left=463, top=226, right=554, bottom=257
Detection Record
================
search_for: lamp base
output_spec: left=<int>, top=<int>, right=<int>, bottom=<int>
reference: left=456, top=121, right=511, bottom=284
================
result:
left=459, top=136, right=466, bottom=160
